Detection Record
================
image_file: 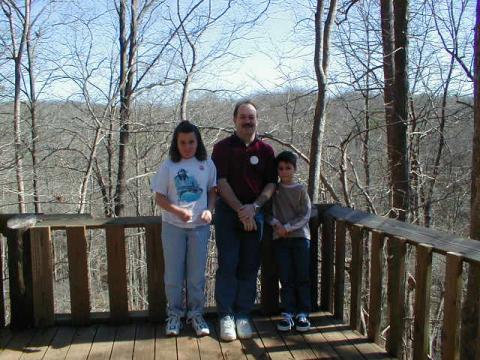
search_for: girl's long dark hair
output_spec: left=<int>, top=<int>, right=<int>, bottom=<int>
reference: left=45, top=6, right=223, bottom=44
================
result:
left=169, top=121, right=207, bottom=162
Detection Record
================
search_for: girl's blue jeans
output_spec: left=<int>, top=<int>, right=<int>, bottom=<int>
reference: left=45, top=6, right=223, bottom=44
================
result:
left=161, top=221, right=210, bottom=319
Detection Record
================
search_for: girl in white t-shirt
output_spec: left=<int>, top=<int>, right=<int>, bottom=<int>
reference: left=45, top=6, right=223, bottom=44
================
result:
left=151, top=121, right=217, bottom=337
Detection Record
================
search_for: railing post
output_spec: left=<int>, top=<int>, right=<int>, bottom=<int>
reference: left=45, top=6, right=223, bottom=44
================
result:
left=334, top=220, right=346, bottom=320
left=413, top=244, right=432, bottom=360
left=0, top=215, right=35, bottom=329
left=309, top=206, right=320, bottom=311
left=349, top=225, right=364, bottom=332
left=368, top=230, right=385, bottom=343
left=66, top=226, right=90, bottom=325
left=442, top=252, right=463, bottom=360
left=30, top=226, right=55, bottom=327
left=106, top=224, right=129, bottom=323
left=261, top=223, right=279, bottom=315
left=320, top=215, right=335, bottom=312
left=386, top=236, right=407, bottom=357
left=145, top=224, right=166, bottom=322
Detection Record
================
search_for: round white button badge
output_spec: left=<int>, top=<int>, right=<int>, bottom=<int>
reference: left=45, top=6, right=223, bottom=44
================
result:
left=250, top=156, right=259, bottom=165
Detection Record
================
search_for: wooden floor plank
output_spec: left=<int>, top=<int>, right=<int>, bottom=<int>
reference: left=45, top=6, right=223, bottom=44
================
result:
left=177, top=322, right=200, bottom=360
left=197, top=320, right=223, bottom=360
left=133, top=323, right=155, bottom=360
left=341, top=330, right=394, bottom=360
left=154, top=325, right=176, bottom=359
left=303, top=313, right=340, bottom=359
left=43, top=327, right=77, bottom=360
left=65, top=325, right=97, bottom=360
left=252, top=316, right=291, bottom=360
left=240, top=318, right=269, bottom=360
left=110, top=324, right=136, bottom=360
left=312, top=316, right=365, bottom=360
left=20, top=327, right=58, bottom=360
left=272, top=316, right=317, bottom=360
left=87, top=325, right=116, bottom=360
left=0, top=314, right=395, bottom=360
left=0, top=329, right=36, bottom=360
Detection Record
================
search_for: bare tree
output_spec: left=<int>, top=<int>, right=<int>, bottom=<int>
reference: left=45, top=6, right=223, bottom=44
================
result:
left=308, top=0, right=338, bottom=202
left=1, top=0, right=30, bottom=213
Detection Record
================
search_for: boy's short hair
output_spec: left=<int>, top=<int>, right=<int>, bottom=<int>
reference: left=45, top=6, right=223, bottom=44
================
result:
left=276, top=150, right=297, bottom=169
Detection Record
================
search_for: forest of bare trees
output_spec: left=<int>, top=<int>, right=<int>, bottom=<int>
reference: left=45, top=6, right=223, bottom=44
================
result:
left=0, top=0, right=479, bottom=358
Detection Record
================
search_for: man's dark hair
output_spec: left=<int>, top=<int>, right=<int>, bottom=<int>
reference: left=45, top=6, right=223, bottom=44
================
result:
left=169, top=120, right=207, bottom=162
left=233, top=99, right=257, bottom=118
left=276, top=150, right=297, bottom=169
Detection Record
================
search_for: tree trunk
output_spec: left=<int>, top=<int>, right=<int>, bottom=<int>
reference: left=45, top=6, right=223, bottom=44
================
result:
left=308, top=0, right=337, bottom=203
left=9, top=0, right=32, bottom=213
left=391, top=0, right=410, bottom=221
left=114, top=0, right=138, bottom=216
left=461, top=0, right=480, bottom=358
left=381, top=0, right=410, bottom=222
left=26, top=19, right=41, bottom=213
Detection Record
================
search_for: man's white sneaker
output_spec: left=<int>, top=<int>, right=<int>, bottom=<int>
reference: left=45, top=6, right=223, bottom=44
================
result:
left=188, top=314, right=210, bottom=336
left=165, top=315, right=182, bottom=336
left=236, top=318, right=253, bottom=339
left=220, top=315, right=237, bottom=341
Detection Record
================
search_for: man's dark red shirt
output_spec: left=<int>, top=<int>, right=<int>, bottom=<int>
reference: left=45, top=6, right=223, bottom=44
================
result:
left=212, top=133, right=277, bottom=204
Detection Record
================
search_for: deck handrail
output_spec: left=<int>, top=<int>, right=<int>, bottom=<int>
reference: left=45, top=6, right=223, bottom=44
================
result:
left=317, top=204, right=480, bottom=359
left=0, top=211, right=320, bottom=330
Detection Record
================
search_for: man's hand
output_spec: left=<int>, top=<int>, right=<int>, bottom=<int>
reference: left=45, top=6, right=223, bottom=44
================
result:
left=241, top=217, right=257, bottom=232
left=176, top=208, right=193, bottom=222
left=273, top=223, right=288, bottom=237
left=237, top=203, right=256, bottom=222
left=200, top=209, right=213, bottom=224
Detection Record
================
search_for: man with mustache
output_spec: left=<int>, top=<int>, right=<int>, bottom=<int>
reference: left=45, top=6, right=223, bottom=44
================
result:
left=212, top=100, right=277, bottom=341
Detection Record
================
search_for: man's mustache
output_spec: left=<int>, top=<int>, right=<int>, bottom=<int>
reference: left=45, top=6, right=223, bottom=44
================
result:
left=242, top=123, right=254, bottom=128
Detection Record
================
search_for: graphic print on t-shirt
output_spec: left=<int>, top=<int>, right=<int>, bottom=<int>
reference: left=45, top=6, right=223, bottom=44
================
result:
left=174, top=168, right=203, bottom=202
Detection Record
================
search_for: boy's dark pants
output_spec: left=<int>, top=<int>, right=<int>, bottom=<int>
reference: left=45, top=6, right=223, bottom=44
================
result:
left=274, top=237, right=311, bottom=315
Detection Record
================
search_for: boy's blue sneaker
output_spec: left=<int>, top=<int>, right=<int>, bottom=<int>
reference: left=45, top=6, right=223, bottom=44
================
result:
left=295, top=313, right=311, bottom=332
left=276, top=312, right=295, bottom=332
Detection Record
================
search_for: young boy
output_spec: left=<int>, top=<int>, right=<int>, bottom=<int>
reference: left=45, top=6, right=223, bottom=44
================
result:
left=266, top=150, right=312, bottom=332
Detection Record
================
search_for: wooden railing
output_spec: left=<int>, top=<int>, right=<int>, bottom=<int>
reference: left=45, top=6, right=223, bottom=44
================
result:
left=317, top=204, right=480, bottom=359
left=0, top=211, right=320, bottom=330
left=1, top=205, right=480, bottom=359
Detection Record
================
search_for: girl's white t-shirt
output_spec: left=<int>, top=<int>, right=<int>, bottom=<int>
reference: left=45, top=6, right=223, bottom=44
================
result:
left=151, top=157, right=217, bottom=228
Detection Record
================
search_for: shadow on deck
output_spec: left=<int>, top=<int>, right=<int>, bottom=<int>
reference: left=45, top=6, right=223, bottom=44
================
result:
left=0, top=312, right=393, bottom=359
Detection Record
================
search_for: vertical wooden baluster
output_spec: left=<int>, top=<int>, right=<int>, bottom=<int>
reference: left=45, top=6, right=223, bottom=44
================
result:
left=334, top=220, right=346, bottom=320
left=106, top=225, right=128, bottom=323
left=145, top=224, right=165, bottom=321
left=442, top=252, right=463, bottom=360
left=413, top=243, right=432, bottom=360
left=309, top=209, right=320, bottom=311
left=349, top=225, right=363, bottom=332
left=368, top=230, right=385, bottom=343
left=321, top=215, right=335, bottom=311
left=30, top=226, right=54, bottom=327
left=66, top=226, right=90, bottom=325
left=386, top=236, right=407, bottom=357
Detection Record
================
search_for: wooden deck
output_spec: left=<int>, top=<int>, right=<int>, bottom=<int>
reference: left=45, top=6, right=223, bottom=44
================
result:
left=0, top=313, right=393, bottom=359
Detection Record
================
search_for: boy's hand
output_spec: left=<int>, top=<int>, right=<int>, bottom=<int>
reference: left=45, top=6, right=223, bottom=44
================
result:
left=200, top=209, right=212, bottom=224
left=176, top=208, right=193, bottom=222
left=273, top=223, right=288, bottom=237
